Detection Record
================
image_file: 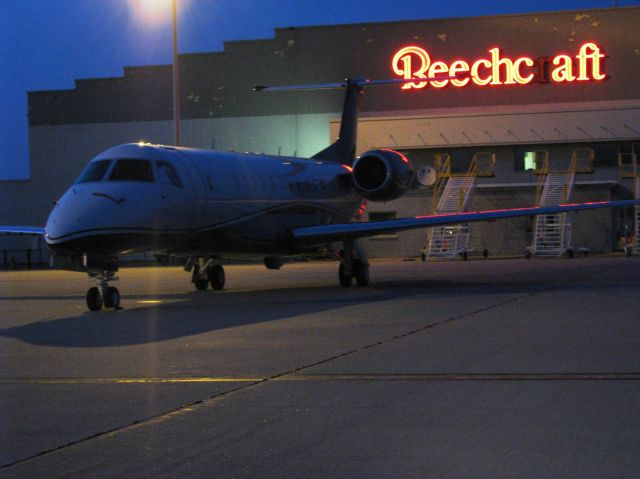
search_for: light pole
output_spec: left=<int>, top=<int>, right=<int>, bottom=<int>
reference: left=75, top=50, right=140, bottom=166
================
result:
left=171, top=0, right=180, bottom=146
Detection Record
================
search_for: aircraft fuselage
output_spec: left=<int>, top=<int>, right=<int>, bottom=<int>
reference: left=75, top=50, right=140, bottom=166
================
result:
left=45, top=143, right=361, bottom=258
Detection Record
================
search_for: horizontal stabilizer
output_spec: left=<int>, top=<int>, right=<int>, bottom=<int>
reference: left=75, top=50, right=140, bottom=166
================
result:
left=253, top=75, right=462, bottom=92
left=0, top=226, right=45, bottom=235
left=293, top=199, right=640, bottom=245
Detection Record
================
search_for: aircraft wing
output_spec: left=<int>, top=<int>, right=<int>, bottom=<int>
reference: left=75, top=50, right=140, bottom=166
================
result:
left=0, top=226, right=46, bottom=235
left=292, top=199, right=640, bottom=245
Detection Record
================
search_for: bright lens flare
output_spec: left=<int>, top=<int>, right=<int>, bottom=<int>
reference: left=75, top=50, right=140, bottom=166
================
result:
left=130, top=0, right=173, bottom=24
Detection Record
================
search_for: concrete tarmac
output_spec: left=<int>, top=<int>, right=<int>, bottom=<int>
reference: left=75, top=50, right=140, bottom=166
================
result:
left=1, top=256, right=639, bottom=478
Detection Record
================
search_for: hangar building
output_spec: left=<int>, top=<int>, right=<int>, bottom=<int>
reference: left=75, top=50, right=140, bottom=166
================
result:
left=1, top=6, right=639, bottom=265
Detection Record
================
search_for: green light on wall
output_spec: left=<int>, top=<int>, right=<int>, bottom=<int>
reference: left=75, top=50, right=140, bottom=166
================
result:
left=524, top=151, right=535, bottom=170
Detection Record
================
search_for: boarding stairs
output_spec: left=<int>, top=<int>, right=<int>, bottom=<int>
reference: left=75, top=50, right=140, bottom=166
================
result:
left=618, top=146, right=640, bottom=254
left=425, top=153, right=494, bottom=259
left=529, top=149, right=590, bottom=257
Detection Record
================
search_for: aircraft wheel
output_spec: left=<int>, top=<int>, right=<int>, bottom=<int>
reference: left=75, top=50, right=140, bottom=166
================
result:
left=338, top=263, right=353, bottom=287
left=353, top=260, right=369, bottom=287
left=87, top=287, right=103, bottom=311
left=208, top=264, right=225, bottom=290
left=103, top=286, right=120, bottom=309
left=194, top=278, right=209, bottom=291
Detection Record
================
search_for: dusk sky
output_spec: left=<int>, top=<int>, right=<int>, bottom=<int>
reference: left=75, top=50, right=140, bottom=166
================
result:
left=0, top=0, right=634, bottom=180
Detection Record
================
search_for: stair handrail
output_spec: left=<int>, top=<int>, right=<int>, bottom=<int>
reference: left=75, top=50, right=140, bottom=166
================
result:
left=433, top=154, right=451, bottom=213
left=570, top=147, right=594, bottom=174
left=468, top=152, right=496, bottom=177
left=535, top=152, right=550, bottom=205
left=619, top=151, right=637, bottom=179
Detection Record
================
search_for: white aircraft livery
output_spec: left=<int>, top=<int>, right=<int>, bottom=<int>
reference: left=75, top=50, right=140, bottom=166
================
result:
left=2, top=77, right=638, bottom=310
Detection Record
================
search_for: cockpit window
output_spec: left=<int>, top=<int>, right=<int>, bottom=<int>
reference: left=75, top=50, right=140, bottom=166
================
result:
left=74, top=159, right=111, bottom=184
left=157, top=160, right=183, bottom=187
left=109, top=159, right=154, bottom=182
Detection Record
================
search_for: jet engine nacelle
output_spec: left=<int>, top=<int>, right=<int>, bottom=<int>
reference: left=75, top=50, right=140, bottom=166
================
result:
left=352, top=149, right=414, bottom=202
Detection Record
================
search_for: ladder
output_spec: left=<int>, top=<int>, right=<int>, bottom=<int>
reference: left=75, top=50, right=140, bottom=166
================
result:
left=618, top=146, right=639, bottom=254
left=531, top=213, right=573, bottom=257
left=427, top=225, right=470, bottom=259
left=530, top=150, right=585, bottom=257
left=436, top=176, right=476, bottom=212
left=425, top=153, right=494, bottom=259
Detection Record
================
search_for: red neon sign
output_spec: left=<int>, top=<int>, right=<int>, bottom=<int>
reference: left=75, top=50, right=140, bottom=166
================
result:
left=391, top=42, right=606, bottom=89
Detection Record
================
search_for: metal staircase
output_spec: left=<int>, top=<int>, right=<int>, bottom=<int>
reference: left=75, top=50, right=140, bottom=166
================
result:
left=436, top=176, right=476, bottom=212
left=425, top=153, right=494, bottom=259
left=619, top=145, right=640, bottom=254
left=529, top=149, right=591, bottom=257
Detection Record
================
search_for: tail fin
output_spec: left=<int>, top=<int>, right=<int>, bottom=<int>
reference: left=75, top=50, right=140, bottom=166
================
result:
left=253, top=76, right=459, bottom=165
left=311, top=79, right=364, bottom=165
left=254, top=78, right=365, bottom=165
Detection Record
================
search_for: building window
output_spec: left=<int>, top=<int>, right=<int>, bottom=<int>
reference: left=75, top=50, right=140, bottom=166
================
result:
left=515, top=146, right=548, bottom=171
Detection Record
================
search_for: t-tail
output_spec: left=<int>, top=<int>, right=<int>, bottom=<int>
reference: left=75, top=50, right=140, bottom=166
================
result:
left=310, top=78, right=364, bottom=165
left=254, top=76, right=461, bottom=166
left=253, top=75, right=462, bottom=201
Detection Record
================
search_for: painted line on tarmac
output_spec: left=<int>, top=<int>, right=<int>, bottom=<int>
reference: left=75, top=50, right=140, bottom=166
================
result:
left=283, top=373, right=640, bottom=381
left=0, top=377, right=263, bottom=384
left=4, top=372, right=640, bottom=385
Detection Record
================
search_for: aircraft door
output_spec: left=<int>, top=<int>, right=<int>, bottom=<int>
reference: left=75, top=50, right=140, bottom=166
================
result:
left=172, top=151, right=208, bottom=229
left=156, top=159, right=194, bottom=230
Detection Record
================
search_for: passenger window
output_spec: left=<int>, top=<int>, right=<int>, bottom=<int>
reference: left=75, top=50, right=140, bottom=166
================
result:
left=75, top=159, right=111, bottom=184
left=156, top=160, right=183, bottom=187
left=109, top=159, right=154, bottom=182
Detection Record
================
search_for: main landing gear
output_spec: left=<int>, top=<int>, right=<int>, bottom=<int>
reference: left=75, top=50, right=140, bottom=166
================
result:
left=187, top=257, right=225, bottom=291
left=337, top=240, right=370, bottom=287
left=86, top=270, right=121, bottom=311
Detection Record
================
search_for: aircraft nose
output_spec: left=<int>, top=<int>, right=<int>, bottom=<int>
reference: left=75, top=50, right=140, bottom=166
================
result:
left=45, top=182, right=164, bottom=251
left=45, top=187, right=117, bottom=246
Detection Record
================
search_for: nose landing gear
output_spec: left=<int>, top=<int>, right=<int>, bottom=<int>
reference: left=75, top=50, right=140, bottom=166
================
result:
left=86, top=271, right=121, bottom=311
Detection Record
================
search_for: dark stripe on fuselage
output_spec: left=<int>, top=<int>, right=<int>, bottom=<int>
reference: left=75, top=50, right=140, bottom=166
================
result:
left=47, top=200, right=357, bottom=255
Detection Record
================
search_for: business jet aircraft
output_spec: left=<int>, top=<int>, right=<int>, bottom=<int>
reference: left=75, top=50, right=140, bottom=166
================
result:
left=2, top=77, right=638, bottom=311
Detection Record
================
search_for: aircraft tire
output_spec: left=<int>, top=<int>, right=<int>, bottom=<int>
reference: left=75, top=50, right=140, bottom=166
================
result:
left=87, top=287, right=103, bottom=311
left=338, top=263, right=353, bottom=287
left=103, top=286, right=120, bottom=309
left=208, top=265, right=225, bottom=290
left=354, top=260, right=369, bottom=287
left=195, top=278, right=209, bottom=291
